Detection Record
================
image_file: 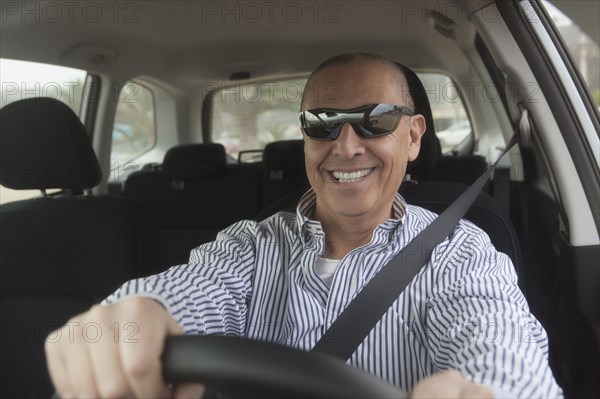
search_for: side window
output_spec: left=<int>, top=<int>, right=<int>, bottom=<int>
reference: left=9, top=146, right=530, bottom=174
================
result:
left=211, top=79, right=305, bottom=161
left=541, top=1, right=599, bottom=107
left=418, top=73, right=472, bottom=155
left=0, top=58, right=87, bottom=205
left=209, top=74, right=471, bottom=160
left=110, top=81, right=157, bottom=168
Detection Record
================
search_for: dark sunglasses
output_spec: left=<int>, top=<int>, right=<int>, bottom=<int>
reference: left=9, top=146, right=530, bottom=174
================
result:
left=299, top=103, right=414, bottom=141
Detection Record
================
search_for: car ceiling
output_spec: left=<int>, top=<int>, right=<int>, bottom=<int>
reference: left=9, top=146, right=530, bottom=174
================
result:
left=0, top=0, right=493, bottom=90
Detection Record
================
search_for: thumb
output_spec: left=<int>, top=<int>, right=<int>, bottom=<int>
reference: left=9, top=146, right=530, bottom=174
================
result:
left=158, top=303, right=206, bottom=399
left=173, top=383, right=206, bottom=399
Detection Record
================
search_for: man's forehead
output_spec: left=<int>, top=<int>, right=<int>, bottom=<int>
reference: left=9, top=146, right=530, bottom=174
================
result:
left=303, top=62, right=411, bottom=109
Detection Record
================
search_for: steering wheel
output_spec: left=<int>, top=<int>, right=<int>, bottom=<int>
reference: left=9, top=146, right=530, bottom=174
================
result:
left=162, top=335, right=408, bottom=398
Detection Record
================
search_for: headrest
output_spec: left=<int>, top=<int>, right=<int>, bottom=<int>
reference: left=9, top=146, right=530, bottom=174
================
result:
left=162, top=143, right=226, bottom=179
left=396, top=63, right=442, bottom=175
left=263, top=140, right=306, bottom=179
left=0, top=97, right=102, bottom=190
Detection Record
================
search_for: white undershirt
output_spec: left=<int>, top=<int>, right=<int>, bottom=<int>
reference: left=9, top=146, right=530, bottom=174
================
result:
left=314, top=257, right=341, bottom=287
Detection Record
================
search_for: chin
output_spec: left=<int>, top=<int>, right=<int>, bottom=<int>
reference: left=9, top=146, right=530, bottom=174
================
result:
left=335, top=201, right=377, bottom=217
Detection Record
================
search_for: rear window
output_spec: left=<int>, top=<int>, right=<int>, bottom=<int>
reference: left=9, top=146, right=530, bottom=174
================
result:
left=211, top=79, right=305, bottom=161
left=0, top=58, right=87, bottom=205
left=210, top=74, right=472, bottom=160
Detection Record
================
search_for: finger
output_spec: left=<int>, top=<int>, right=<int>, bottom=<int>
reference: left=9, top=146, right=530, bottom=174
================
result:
left=45, top=328, right=72, bottom=398
left=85, top=306, right=133, bottom=398
left=459, top=382, right=495, bottom=399
left=173, top=383, right=206, bottom=399
left=89, top=341, right=132, bottom=399
left=63, top=327, right=99, bottom=398
left=120, top=344, right=170, bottom=399
left=410, top=369, right=463, bottom=399
left=119, top=299, right=179, bottom=398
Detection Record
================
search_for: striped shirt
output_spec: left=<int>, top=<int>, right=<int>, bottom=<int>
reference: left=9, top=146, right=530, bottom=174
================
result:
left=104, top=190, right=563, bottom=397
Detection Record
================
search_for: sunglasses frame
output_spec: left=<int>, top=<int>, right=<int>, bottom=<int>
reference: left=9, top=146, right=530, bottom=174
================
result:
left=300, top=103, right=415, bottom=141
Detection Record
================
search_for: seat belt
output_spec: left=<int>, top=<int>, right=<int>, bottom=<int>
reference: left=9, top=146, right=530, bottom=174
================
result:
left=312, top=110, right=530, bottom=361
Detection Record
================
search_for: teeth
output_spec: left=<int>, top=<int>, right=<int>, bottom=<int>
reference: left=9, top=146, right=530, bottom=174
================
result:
left=332, top=168, right=373, bottom=183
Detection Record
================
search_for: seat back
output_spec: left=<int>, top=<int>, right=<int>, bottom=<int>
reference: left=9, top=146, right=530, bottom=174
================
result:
left=417, top=155, right=488, bottom=185
left=0, top=97, right=159, bottom=398
left=124, top=143, right=261, bottom=267
left=261, top=140, right=309, bottom=209
left=399, top=181, right=522, bottom=270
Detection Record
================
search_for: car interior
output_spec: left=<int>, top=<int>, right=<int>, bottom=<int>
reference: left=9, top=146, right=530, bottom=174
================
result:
left=0, top=0, right=598, bottom=398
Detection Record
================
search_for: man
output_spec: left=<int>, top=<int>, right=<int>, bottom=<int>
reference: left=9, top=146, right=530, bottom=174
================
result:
left=45, top=53, right=562, bottom=398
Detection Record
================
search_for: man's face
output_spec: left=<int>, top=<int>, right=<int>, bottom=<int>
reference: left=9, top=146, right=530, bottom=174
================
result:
left=302, top=62, right=425, bottom=221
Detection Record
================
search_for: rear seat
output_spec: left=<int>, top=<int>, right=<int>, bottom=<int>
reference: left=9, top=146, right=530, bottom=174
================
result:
left=409, top=154, right=487, bottom=186
left=261, top=140, right=309, bottom=209
left=431, top=155, right=488, bottom=185
left=414, top=154, right=511, bottom=213
left=123, top=143, right=260, bottom=268
left=123, top=137, right=509, bottom=268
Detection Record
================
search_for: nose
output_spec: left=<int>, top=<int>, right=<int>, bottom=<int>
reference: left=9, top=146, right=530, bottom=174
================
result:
left=333, top=123, right=365, bottom=160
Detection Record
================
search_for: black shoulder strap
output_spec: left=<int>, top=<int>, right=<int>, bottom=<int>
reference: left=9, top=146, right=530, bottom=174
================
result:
left=312, top=116, right=526, bottom=361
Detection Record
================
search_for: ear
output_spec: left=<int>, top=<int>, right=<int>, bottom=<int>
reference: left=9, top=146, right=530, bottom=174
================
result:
left=407, top=114, right=426, bottom=162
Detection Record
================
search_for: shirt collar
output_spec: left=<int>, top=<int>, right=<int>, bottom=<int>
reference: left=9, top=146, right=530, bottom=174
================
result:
left=296, top=189, right=407, bottom=245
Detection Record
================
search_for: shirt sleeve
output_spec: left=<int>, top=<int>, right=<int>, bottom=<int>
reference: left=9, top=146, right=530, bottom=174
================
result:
left=102, top=219, right=259, bottom=336
left=424, top=222, right=563, bottom=398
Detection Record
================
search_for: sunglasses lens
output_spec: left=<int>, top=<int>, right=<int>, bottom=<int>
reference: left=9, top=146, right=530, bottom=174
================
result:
left=365, top=104, right=402, bottom=135
left=301, top=111, right=336, bottom=139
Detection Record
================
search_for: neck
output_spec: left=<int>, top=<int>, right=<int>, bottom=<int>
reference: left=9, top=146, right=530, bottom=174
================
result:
left=314, top=204, right=393, bottom=259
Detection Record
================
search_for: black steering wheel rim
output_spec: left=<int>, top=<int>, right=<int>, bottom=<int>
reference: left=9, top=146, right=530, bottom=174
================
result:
left=162, top=335, right=407, bottom=398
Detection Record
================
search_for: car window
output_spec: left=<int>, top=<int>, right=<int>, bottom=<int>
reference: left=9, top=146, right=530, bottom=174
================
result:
left=0, top=58, right=87, bottom=205
left=541, top=1, right=600, bottom=107
left=211, top=79, right=306, bottom=161
left=210, top=74, right=472, bottom=160
left=420, top=73, right=472, bottom=155
left=110, top=81, right=157, bottom=167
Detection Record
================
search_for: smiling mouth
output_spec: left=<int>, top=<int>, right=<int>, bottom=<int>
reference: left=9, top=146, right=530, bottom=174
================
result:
left=331, top=168, right=374, bottom=183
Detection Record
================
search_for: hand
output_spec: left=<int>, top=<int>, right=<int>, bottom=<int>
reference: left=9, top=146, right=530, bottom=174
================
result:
left=410, top=369, right=494, bottom=398
left=45, top=297, right=205, bottom=399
